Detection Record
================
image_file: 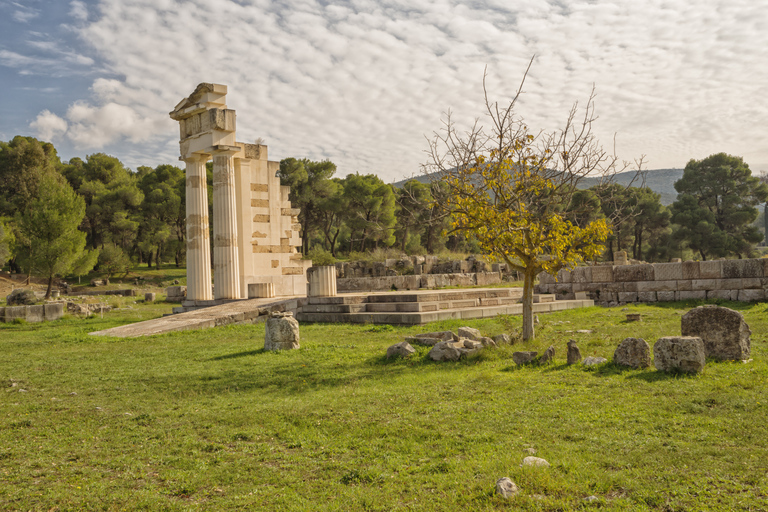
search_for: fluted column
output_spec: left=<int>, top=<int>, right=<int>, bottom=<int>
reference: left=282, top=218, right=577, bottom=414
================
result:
left=308, top=266, right=337, bottom=297
left=212, top=148, right=241, bottom=299
left=184, top=154, right=213, bottom=301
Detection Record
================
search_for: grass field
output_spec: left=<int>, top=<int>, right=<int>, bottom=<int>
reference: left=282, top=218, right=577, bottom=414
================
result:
left=1, top=300, right=767, bottom=511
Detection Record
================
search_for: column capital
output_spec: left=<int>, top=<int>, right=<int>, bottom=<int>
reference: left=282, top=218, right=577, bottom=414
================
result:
left=207, top=144, right=241, bottom=156
left=181, top=152, right=211, bottom=164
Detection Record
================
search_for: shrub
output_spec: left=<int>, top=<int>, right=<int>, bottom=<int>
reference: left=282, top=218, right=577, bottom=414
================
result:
left=304, top=247, right=336, bottom=267
left=6, top=289, right=37, bottom=306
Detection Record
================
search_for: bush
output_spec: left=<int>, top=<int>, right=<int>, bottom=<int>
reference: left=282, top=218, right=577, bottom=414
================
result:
left=6, top=289, right=37, bottom=306
left=304, top=247, right=336, bottom=267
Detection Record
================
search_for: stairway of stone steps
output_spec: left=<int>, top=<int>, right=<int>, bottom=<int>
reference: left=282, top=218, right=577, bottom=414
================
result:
left=296, top=288, right=587, bottom=325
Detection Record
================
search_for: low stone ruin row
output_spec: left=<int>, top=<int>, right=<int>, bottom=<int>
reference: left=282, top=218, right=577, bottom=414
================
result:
left=536, top=258, right=768, bottom=303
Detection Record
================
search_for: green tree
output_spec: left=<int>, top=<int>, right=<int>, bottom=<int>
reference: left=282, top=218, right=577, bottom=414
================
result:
left=136, top=164, right=186, bottom=268
left=15, top=175, right=97, bottom=298
left=342, top=174, right=396, bottom=251
left=63, top=153, right=144, bottom=251
left=0, top=219, right=13, bottom=268
left=671, top=153, right=768, bottom=260
left=395, top=180, right=433, bottom=253
left=426, top=70, right=626, bottom=341
left=277, top=158, right=337, bottom=254
left=0, top=136, right=62, bottom=217
left=315, top=178, right=347, bottom=256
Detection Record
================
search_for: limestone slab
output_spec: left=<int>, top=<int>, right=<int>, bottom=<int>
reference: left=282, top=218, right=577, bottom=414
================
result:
left=618, top=291, right=637, bottom=302
left=699, top=260, right=722, bottom=279
left=571, top=267, right=591, bottom=283
left=614, top=264, right=654, bottom=282
left=682, top=260, right=701, bottom=280
left=637, top=280, right=677, bottom=292
left=738, top=289, right=765, bottom=302
left=706, top=289, right=738, bottom=301
left=653, top=262, right=683, bottom=281
left=590, top=266, right=614, bottom=282
left=637, top=291, right=657, bottom=302
left=657, top=291, right=676, bottom=301
left=676, top=290, right=706, bottom=301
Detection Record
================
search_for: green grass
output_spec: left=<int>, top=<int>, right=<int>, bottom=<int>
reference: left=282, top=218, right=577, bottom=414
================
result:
left=1, top=301, right=767, bottom=510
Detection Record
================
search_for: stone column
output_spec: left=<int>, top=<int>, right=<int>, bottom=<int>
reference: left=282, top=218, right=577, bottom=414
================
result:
left=183, top=154, right=213, bottom=301
left=212, top=148, right=241, bottom=299
left=309, top=266, right=337, bottom=297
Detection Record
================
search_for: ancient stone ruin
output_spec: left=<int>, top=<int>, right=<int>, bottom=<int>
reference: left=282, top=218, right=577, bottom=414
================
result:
left=170, top=84, right=310, bottom=305
left=680, top=305, right=751, bottom=361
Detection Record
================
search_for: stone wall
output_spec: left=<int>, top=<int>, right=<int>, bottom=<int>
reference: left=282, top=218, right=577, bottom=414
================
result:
left=536, top=258, right=768, bottom=303
left=334, top=256, right=514, bottom=279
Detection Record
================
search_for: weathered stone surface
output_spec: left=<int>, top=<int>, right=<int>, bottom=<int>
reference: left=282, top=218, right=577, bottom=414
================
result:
left=638, top=280, right=677, bottom=292
left=6, top=289, right=36, bottom=306
left=682, top=260, right=701, bottom=279
left=567, top=340, right=581, bottom=364
left=626, top=313, right=641, bottom=322
left=462, top=339, right=483, bottom=350
left=557, top=269, right=572, bottom=283
left=513, top=351, right=538, bottom=365
left=614, top=337, right=651, bottom=368
left=458, top=326, right=482, bottom=341
left=571, top=267, right=592, bottom=283
left=681, top=305, right=750, bottom=360
left=590, top=266, right=614, bottom=282
left=723, top=258, right=763, bottom=279
left=676, top=279, right=693, bottom=291
left=387, top=341, right=416, bottom=359
left=657, top=291, right=676, bottom=301
left=637, top=291, right=657, bottom=302
left=699, top=260, right=722, bottom=279
left=405, top=336, right=442, bottom=346
left=479, top=336, right=497, bottom=347
left=522, top=456, right=550, bottom=468
left=264, top=313, right=300, bottom=351
left=738, top=289, right=765, bottom=302
left=493, top=333, right=512, bottom=345
left=706, top=289, right=738, bottom=301
left=614, top=264, right=654, bottom=282
left=415, top=331, right=455, bottom=342
left=144, top=292, right=156, bottom=302
left=677, top=290, right=706, bottom=301
left=653, top=336, right=705, bottom=373
left=429, top=340, right=463, bottom=361
left=691, top=279, right=719, bottom=291
left=539, top=345, right=555, bottom=364
left=618, top=291, right=638, bottom=302
left=495, top=477, right=519, bottom=498
left=166, top=285, right=187, bottom=302
left=653, top=262, right=683, bottom=281
left=582, top=356, right=607, bottom=366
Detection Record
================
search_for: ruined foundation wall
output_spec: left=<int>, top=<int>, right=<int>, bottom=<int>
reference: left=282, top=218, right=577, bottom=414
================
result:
left=536, top=259, right=768, bottom=303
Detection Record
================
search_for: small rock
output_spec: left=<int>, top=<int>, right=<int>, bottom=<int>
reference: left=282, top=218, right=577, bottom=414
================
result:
left=462, top=339, right=483, bottom=350
left=479, top=336, right=497, bottom=348
left=18, top=389, right=27, bottom=393
left=582, top=356, right=607, bottom=366
left=524, top=447, right=536, bottom=455
left=495, top=477, right=519, bottom=498
left=68, top=392, right=77, bottom=396
left=413, top=331, right=455, bottom=343
left=386, top=342, right=415, bottom=359
left=405, top=336, right=442, bottom=347
left=521, top=456, right=550, bottom=468
left=458, top=326, right=482, bottom=341
left=429, top=340, right=463, bottom=362
left=513, top=351, right=538, bottom=365
left=493, top=333, right=512, bottom=345
left=539, top=345, right=555, bottom=364
left=584, top=495, right=599, bottom=502
left=124, top=412, right=132, bottom=416
left=567, top=339, right=581, bottom=365
left=626, top=313, right=641, bottom=322
left=576, top=329, right=593, bottom=334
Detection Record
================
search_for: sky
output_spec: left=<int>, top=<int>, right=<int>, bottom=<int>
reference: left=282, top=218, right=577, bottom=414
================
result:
left=1, top=0, right=766, bottom=183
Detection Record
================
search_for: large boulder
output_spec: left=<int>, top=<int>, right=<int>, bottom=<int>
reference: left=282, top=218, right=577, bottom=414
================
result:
left=264, top=312, right=300, bottom=351
left=653, top=336, right=706, bottom=373
left=6, top=289, right=36, bottom=306
left=680, top=305, right=751, bottom=361
left=613, top=337, right=651, bottom=369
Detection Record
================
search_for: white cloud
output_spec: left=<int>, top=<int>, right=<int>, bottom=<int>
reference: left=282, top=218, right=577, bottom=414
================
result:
left=69, top=0, right=88, bottom=22
left=10, top=2, right=39, bottom=23
left=21, top=0, right=768, bottom=177
left=30, top=110, right=68, bottom=142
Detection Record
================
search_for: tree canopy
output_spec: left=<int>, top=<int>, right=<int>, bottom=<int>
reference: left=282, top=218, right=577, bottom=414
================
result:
left=671, top=153, right=768, bottom=260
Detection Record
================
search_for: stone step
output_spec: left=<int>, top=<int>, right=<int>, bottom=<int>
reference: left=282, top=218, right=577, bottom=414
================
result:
left=301, top=303, right=367, bottom=314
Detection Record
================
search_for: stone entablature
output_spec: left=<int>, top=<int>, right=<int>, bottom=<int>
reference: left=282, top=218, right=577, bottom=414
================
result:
left=536, top=258, right=768, bottom=303
left=170, top=84, right=310, bottom=301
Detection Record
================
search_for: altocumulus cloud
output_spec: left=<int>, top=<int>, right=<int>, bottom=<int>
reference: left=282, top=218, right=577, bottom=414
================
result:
left=27, top=0, right=768, bottom=178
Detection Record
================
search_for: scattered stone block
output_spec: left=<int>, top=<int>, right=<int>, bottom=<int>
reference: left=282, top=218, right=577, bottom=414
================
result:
left=495, top=477, right=519, bottom=498
left=681, top=305, right=750, bottom=361
left=521, top=456, right=550, bottom=468
left=386, top=341, right=416, bottom=359
left=614, top=251, right=628, bottom=265
left=513, top=351, right=538, bottom=365
left=144, top=293, right=156, bottom=302
left=582, top=356, right=607, bottom=366
left=626, top=313, right=641, bottom=322
left=493, top=333, right=512, bottom=345
left=539, top=345, right=555, bottom=364
left=567, top=340, right=581, bottom=364
left=479, top=337, right=496, bottom=347
left=458, top=326, right=482, bottom=341
left=613, top=337, right=651, bottom=368
left=429, top=340, right=464, bottom=361
left=653, top=336, right=706, bottom=373
left=405, top=336, right=442, bottom=346
left=264, top=312, right=300, bottom=351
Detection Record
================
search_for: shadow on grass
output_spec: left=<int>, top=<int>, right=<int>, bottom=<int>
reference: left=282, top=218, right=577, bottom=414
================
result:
left=208, top=349, right=263, bottom=361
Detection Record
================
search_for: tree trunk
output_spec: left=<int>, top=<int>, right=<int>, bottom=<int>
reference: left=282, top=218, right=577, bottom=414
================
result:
left=521, top=267, right=536, bottom=341
left=45, top=275, right=53, bottom=300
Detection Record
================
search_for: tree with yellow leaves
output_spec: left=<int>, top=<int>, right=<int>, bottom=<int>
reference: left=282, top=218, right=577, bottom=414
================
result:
left=425, top=64, right=637, bottom=341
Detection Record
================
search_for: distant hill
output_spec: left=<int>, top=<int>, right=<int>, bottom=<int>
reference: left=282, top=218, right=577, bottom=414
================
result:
left=394, top=168, right=683, bottom=205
